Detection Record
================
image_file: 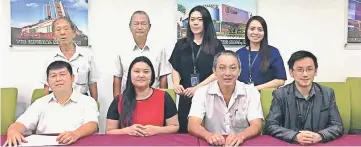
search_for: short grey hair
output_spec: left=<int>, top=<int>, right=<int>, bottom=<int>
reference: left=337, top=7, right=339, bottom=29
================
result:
left=51, top=16, right=76, bottom=32
left=212, top=50, right=241, bottom=68
left=129, top=10, right=151, bottom=26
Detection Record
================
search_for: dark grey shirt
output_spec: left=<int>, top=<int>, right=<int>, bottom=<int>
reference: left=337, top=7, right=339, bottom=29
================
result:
left=295, top=85, right=316, bottom=130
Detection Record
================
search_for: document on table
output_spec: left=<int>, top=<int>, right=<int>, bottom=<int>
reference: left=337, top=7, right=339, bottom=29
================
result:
left=17, top=135, right=64, bottom=146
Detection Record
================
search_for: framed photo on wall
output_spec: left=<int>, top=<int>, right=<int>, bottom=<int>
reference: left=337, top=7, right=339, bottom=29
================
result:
left=177, top=0, right=257, bottom=46
left=10, top=0, right=89, bottom=46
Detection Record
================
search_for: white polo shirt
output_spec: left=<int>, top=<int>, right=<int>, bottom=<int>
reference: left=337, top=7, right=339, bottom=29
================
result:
left=41, top=46, right=100, bottom=94
left=113, top=41, right=172, bottom=93
left=16, top=91, right=99, bottom=134
left=188, top=80, right=264, bottom=134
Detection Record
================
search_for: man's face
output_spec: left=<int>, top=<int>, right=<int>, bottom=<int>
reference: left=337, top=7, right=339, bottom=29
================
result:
left=289, top=57, right=317, bottom=88
left=213, top=55, right=241, bottom=86
left=130, top=14, right=151, bottom=39
left=53, top=19, right=76, bottom=45
left=47, top=67, right=74, bottom=92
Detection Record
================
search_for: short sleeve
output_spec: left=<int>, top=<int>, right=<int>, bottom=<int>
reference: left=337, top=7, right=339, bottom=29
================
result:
left=16, top=100, right=43, bottom=131
left=159, top=48, right=172, bottom=77
left=164, top=92, right=177, bottom=119
left=107, top=97, right=120, bottom=120
left=169, top=40, right=183, bottom=72
left=113, top=55, right=123, bottom=78
left=83, top=96, right=99, bottom=123
left=88, top=54, right=100, bottom=84
left=246, top=85, right=264, bottom=121
left=188, top=86, right=207, bottom=120
left=271, top=48, right=287, bottom=80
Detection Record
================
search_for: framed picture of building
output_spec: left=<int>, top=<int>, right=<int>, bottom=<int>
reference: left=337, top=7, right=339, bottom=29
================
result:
left=177, top=0, right=257, bottom=45
left=10, top=0, right=89, bottom=46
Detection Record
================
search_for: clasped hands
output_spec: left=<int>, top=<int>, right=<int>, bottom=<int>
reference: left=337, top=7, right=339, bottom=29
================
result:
left=125, top=124, right=161, bottom=137
left=295, top=130, right=323, bottom=145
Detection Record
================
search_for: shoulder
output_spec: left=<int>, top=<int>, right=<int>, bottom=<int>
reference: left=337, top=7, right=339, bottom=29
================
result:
left=314, top=83, right=335, bottom=98
left=272, top=83, right=293, bottom=99
left=268, top=45, right=281, bottom=55
left=177, top=38, right=188, bottom=44
left=174, top=38, right=187, bottom=47
left=32, top=94, right=53, bottom=106
left=235, top=46, right=247, bottom=54
left=78, top=47, right=94, bottom=57
left=77, top=93, right=98, bottom=105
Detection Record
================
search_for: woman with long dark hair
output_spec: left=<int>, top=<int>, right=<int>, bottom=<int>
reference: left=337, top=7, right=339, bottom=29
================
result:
left=106, top=56, right=179, bottom=136
left=236, top=16, right=286, bottom=90
left=169, top=5, right=225, bottom=133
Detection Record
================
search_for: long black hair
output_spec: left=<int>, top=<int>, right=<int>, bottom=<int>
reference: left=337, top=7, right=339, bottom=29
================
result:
left=245, top=16, right=270, bottom=72
left=119, top=56, right=155, bottom=127
left=185, top=5, right=219, bottom=55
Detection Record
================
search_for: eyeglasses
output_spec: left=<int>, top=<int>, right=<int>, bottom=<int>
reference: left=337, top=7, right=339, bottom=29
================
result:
left=293, top=68, right=315, bottom=74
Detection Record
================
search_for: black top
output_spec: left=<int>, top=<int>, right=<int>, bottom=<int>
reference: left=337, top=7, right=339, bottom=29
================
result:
left=107, top=91, right=177, bottom=123
left=169, top=38, right=225, bottom=88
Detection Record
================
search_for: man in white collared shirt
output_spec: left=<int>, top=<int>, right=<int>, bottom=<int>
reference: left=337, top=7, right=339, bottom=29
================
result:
left=188, top=50, right=264, bottom=146
left=5, top=61, right=99, bottom=147
left=41, top=17, right=99, bottom=100
left=113, top=11, right=171, bottom=96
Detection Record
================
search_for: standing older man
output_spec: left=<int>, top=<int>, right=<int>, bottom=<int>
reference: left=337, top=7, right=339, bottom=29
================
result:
left=41, top=17, right=99, bottom=100
left=113, top=11, right=171, bottom=96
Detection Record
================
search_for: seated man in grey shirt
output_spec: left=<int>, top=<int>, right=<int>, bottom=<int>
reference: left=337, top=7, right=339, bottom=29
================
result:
left=188, top=50, right=264, bottom=146
left=5, top=61, right=99, bottom=146
left=265, top=50, right=343, bottom=145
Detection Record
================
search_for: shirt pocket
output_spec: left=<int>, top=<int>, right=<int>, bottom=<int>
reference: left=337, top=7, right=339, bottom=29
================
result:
left=232, top=110, right=249, bottom=130
left=74, top=64, right=89, bottom=85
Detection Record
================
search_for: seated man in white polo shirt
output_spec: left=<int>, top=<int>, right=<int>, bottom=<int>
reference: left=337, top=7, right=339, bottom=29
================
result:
left=188, top=50, right=264, bottom=146
left=5, top=61, right=99, bottom=146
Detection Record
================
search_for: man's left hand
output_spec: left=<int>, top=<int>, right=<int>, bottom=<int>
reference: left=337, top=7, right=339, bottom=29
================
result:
left=57, top=131, right=80, bottom=144
left=225, top=134, right=244, bottom=146
left=299, top=130, right=323, bottom=144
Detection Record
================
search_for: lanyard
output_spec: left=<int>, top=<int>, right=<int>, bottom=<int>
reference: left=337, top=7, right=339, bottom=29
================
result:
left=296, top=100, right=313, bottom=129
left=293, top=84, right=314, bottom=129
left=248, top=48, right=259, bottom=83
left=191, top=44, right=202, bottom=74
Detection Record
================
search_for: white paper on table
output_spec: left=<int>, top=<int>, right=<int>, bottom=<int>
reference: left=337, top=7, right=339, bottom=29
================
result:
left=18, top=135, right=64, bottom=146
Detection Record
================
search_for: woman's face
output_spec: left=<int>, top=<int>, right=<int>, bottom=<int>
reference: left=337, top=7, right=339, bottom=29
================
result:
left=189, top=11, right=204, bottom=35
left=130, top=62, right=152, bottom=88
left=247, top=20, right=264, bottom=43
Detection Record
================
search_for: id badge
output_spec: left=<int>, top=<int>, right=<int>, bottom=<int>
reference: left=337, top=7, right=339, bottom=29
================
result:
left=190, top=73, right=200, bottom=87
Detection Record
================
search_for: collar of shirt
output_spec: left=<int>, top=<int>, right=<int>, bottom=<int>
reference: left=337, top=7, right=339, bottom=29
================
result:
left=47, top=90, right=80, bottom=104
left=295, top=83, right=316, bottom=100
left=54, top=44, right=84, bottom=59
left=132, top=40, right=154, bottom=52
left=207, top=80, right=246, bottom=98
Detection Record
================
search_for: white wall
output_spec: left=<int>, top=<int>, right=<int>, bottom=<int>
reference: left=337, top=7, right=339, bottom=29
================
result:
left=1, top=0, right=360, bottom=134
left=0, top=0, right=177, bottom=133
left=258, top=0, right=361, bottom=83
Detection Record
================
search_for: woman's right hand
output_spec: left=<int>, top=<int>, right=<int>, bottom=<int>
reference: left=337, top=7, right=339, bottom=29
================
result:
left=173, top=84, right=185, bottom=95
left=125, top=124, right=146, bottom=137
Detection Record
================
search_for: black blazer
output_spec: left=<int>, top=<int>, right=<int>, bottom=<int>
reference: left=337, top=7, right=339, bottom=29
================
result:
left=265, top=82, right=343, bottom=143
